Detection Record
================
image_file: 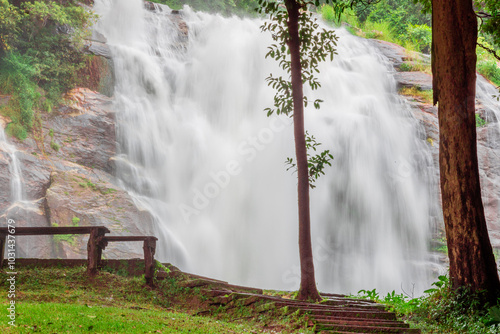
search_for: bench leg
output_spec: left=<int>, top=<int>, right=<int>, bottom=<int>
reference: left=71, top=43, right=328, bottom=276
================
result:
left=0, top=233, right=5, bottom=268
left=143, top=238, right=156, bottom=286
left=87, top=228, right=106, bottom=276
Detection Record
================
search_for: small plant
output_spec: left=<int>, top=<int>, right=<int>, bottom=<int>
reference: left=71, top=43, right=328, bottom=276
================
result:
left=53, top=234, right=77, bottom=246
left=358, top=288, right=380, bottom=301
left=476, top=113, right=487, bottom=127
left=71, top=216, right=80, bottom=226
left=50, top=140, right=60, bottom=151
left=485, top=306, right=500, bottom=326
left=424, top=274, right=449, bottom=294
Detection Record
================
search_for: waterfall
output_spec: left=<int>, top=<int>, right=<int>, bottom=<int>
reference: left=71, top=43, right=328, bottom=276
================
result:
left=0, top=128, right=24, bottom=204
left=94, top=0, right=433, bottom=295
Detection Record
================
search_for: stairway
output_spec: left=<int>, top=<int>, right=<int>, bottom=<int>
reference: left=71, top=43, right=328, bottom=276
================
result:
left=158, top=267, right=420, bottom=334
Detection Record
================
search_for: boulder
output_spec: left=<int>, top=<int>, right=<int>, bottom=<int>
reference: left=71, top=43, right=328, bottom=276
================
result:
left=86, top=41, right=112, bottom=59
left=45, top=170, right=156, bottom=259
left=394, top=71, right=433, bottom=91
left=18, top=89, right=117, bottom=173
left=368, top=39, right=408, bottom=69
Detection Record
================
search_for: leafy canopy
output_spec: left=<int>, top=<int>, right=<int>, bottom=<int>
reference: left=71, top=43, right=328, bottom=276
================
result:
left=258, top=0, right=337, bottom=186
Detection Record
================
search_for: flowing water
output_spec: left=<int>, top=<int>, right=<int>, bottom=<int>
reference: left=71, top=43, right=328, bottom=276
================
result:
left=94, top=0, right=434, bottom=295
left=0, top=128, right=24, bottom=204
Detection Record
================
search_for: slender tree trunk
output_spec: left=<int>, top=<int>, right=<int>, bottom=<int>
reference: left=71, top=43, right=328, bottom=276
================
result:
left=432, top=0, right=500, bottom=302
left=285, top=0, right=321, bottom=302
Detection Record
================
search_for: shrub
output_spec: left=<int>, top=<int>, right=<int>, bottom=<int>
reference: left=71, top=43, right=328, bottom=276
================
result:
left=407, top=24, right=431, bottom=54
left=477, top=60, right=500, bottom=87
left=6, top=122, right=27, bottom=141
left=0, top=0, right=96, bottom=140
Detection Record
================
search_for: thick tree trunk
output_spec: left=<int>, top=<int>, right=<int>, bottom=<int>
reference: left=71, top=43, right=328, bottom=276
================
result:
left=285, top=0, right=321, bottom=302
left=432, top=0, right=500, bottom=301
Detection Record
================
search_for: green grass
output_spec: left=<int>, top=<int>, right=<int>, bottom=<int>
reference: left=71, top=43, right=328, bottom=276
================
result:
left=2, top=302, right=254, bottom=333
left=477, top=60, right=500, bottom=87
left=399, top=86, right=433, bottom=103
left=0, top=266, right=310, bottom=334
left=319, top=4, right=500, bottom=86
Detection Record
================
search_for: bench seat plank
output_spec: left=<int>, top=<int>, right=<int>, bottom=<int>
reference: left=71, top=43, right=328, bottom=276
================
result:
left=104, top=236, right=158, bottom=242
left=0, top=226, right=110, bottom=236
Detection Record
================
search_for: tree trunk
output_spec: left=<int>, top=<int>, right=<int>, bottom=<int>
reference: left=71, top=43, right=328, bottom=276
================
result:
left=432, top=0, right=500, bottom=301
left=285, top=0, right=321, bottom=302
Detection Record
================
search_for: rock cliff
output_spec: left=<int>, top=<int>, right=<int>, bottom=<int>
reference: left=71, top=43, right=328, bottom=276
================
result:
left=370, top=39, right=500, bottom=250
left=0, top=88, right=155, bottom=259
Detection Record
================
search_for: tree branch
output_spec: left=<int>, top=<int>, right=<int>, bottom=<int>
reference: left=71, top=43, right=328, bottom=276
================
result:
left=477, top=41, right=500, bottom=62
left=476, top=11, right=493, bottom=19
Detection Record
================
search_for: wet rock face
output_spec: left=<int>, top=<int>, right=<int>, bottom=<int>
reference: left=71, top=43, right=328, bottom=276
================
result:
left=370, top=38, right=500, bottom=249
left=394, top=72, right=433, bottom=91
left=0, top=87, right=157, bottom=260
left=45, top=170, right=156, bottom=259
left=0, top=152, right=12, bottom=213
left=478, top=125, right=500, bottom=247
left=0, top=202, right=54, bottom=259
left=17, top=88, right=117, bottom=174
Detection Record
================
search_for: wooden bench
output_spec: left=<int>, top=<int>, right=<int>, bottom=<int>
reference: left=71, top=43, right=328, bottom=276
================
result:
left=0, top=226, right=159, bottom=285
left=100, top=236, right=158, bottom=285
left=0, top=226, right=110, bottom=275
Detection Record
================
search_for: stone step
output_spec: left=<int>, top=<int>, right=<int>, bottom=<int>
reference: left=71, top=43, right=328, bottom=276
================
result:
left=320, top=298, right=384, bottom=308
left=322, top=293, right=379, bottom=304
left=312, top=316, right=410, bottom=328
left=298, top=308, right=397, bottom=321
left=284, top=302, right=385, bottom=312
left=316, top=323, right=420, bottom=333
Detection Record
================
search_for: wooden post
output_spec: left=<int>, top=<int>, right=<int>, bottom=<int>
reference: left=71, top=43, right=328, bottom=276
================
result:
left=0, top=232, right=6, bottom=268
left=143, top=237, right=156, bottom=286
left=87, top=227, right=107, bottom=276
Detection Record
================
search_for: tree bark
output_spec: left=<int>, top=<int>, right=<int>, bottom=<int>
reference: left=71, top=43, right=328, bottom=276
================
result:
left=285, top=0, right=321, bottom=302
left=432, top=0, right=500, bottom=301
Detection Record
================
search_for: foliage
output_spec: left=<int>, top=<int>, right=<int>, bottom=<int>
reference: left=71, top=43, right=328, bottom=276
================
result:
left=353, top=275, right=500, bottom=333
left=423, top=274, right=449, bottom=294
left=320, top=0, right=431, bottom=53
left=476, top=0, right=500, bottom=48
left=71, top=216, right=80, bottom=226
left=149, top=0, right=260, bottom=15
left=0, top=52, right=38, bottom=136
left=357, top=288, right=380, bottom=301
left=0, top=0, right=96, bottom=140
left=0, top=0, right=21, bottom=55
left=476, top=114, right=488, bottom=128
left=259, top=0, right=337, bottom=188
left=50, top=140, right=60, bottom=151
left=407, top=23, right=431, bottom=53
left=477, top=60, right=500, bottom=87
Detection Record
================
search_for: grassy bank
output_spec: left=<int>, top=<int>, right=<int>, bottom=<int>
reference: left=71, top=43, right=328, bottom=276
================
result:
left=318, top=3, right=500, bottom=87
left=0, top=265, right=311, bottom=333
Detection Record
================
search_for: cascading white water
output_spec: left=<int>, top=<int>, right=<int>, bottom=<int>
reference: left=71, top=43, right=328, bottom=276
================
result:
left=94, top=0, right=433, bottom=295
left=0, top=128, right=24, bottom=203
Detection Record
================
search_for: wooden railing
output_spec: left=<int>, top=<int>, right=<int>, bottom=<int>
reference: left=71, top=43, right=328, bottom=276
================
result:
left=0, top=226, right=158, bottom=285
